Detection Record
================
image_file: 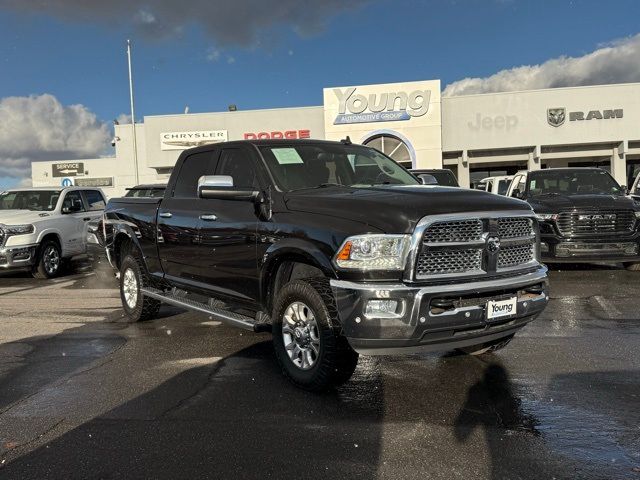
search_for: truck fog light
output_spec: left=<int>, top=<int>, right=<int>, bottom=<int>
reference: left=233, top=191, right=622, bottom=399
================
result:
left=365, top=299, right=404, bottom=319
left=540, top=242, right=549, bottom=253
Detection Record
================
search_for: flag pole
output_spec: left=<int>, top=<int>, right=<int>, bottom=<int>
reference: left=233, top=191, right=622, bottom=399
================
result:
left=127, top=39, right=140, bottom=185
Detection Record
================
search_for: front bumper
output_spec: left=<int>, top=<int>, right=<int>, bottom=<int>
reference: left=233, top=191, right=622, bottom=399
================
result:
left=540, top=233, right=640, bottom=263
left=0, top=244, right=38, bottom=269
left=331, top=266, right=548, bottom=355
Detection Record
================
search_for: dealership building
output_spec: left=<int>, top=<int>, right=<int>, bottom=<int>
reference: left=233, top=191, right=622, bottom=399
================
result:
left=32, top=80, right=640, bottom=198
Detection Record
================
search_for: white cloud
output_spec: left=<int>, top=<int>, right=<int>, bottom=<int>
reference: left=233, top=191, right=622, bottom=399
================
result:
left=116, top=113, right=132, bottom=125
left=444, top=33, right=640, bottom=96
left=0, top=94, right=110, bottom=181
left=226, top=56, right=236, bottom=64
left=206, top=47, right=222, bottom=62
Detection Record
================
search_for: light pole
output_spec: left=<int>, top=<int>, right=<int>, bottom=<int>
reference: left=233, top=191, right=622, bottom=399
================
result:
left=127, top=39, right=140, bottom=185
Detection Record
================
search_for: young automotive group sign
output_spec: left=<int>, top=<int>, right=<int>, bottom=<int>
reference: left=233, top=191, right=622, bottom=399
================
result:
left=331, top=86, right=432, bottom=125
left=160, top=130, right=228, bottom=151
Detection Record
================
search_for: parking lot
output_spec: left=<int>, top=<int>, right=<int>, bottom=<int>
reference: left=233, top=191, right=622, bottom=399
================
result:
left=0, top=264, right=638, bottom=479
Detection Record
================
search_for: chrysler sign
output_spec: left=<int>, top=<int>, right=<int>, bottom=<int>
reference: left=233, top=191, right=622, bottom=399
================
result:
left=333, top=87, right=431, bottom=125
left=160, top=130, right=228, bottom=150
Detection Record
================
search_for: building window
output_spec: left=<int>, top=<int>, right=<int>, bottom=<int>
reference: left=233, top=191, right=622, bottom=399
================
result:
left=363, top=134, right=412, bottom=167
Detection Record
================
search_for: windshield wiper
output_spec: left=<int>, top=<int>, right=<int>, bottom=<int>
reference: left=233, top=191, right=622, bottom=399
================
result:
left=288, top=183, right=346, bottom=192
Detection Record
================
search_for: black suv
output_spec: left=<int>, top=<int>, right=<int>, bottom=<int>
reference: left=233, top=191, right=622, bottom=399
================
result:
left=508, top=168, right=640, bottom=269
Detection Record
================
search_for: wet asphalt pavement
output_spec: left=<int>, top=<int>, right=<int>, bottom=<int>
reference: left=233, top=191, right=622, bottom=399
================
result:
left=0, top=264, right=639, bottom=479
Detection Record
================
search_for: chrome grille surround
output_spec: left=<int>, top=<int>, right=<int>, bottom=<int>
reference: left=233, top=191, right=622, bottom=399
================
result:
left=556, top=209, right=636, bottom=237
left=407, top=211, right=539, bottom=281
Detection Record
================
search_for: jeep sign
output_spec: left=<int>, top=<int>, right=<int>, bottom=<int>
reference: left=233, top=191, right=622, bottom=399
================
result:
left=333, top=87, right=431, bottom=125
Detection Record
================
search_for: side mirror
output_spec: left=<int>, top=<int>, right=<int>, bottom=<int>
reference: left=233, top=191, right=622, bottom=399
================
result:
left=197, top=175, right=260, bottom=202
left=418, top=174, right=438, bottom=186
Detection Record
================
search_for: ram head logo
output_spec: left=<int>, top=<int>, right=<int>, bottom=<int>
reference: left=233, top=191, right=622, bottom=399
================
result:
left=547, top=107, right=566, bottom=127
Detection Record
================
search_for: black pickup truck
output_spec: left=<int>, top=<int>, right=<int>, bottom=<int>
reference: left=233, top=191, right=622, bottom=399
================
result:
left=507, top=168, right=640, bottom=269
left=100, top=139, right=548, bottom=390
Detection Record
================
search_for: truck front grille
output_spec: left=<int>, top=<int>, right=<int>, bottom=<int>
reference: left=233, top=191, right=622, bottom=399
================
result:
left=423, top=219, right=483, bottom=243
left=498, top=244, right=534, bottom=268
left=416, top=249, right=483, bottom=276
left=414, top=215, right=537, bottom=280
left=556, top=210, right=636, bottom=236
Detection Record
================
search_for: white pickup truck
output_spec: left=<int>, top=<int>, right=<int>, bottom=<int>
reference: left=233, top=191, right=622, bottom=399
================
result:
left=0, top=187, right=106, bottom=278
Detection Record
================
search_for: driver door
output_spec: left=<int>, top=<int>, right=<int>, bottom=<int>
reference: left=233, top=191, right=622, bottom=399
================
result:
left=59, top=191, right=89, bottom=256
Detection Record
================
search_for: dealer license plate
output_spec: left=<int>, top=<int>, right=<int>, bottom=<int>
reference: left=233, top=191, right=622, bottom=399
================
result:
left=486, top=297, right=518, bottom=321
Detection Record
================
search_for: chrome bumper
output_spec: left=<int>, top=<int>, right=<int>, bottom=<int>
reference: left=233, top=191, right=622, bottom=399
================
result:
left=0, top=244, right=38, bottom=269
left=330, top=266, right=549, bottom=355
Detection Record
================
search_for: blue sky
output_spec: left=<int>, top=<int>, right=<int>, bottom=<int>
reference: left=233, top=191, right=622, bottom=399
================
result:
left=1, top=0, right=640, bottom=188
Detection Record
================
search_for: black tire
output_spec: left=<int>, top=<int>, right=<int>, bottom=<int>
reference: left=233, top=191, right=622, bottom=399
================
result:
left=459, top=333, right=515, bottom=356
left=32, top=240, right=62, bottom=279
left=272, top=278, right=358, bottom=391
left=119, top=254, right=160, bottom=322
left=624, top=262, right=640, bottom=271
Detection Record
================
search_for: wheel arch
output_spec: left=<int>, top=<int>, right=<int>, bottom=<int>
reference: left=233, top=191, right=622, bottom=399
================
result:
left=111, top=225, right=146, bottom=271
left=260, top=242, right=336, bottom=313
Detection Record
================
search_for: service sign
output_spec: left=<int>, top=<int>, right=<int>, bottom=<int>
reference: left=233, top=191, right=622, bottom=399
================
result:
left=160, top=130, right=228, bottom=151
left=75, top=177, right=114, bottom=187
left=52, top=162, right=85, bottom=177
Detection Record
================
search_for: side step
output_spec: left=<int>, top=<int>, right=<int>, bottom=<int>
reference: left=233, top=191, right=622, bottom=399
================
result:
left=141, top=287, right=256, bottom=331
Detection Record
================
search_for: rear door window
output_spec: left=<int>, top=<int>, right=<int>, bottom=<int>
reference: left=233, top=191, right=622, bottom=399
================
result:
left=82, top=190, right=106, bottom=211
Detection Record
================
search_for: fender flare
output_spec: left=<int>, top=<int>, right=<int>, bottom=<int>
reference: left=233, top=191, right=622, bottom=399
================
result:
left=110, top=223, right=148, bottom=270
left=259, top=238, right=337, bottom=306
left=36, top=228, right=64, bottom=254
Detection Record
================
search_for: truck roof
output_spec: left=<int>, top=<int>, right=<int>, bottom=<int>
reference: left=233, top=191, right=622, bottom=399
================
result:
left=181, top=138, right=364, bottom=155
left=1, top=186, right=102, bottom=193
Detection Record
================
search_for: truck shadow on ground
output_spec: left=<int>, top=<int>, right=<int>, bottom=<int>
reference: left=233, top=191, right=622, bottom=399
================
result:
left=0, top=329, right=568, bottom=480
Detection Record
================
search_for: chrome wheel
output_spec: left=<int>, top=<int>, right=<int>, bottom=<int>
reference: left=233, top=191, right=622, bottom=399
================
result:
left=282, top=301, right=321, bottom=370
left=43, top=245, right=60, bottom=275
left=123, top=268, right=139, bottom=309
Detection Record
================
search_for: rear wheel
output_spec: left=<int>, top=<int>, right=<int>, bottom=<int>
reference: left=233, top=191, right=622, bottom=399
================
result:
left=32, top=240, right=62, bottom=279
left=119, top=255, right=160, bottom=322
left=272, top=279, right=358, bottom=391
left=459, top=334, right=515, bottom=356
left=624, top=262, right=640, bottom=271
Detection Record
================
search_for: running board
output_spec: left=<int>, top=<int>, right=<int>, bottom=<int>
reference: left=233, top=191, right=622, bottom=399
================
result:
left=141, top=287, right=256, bottom=331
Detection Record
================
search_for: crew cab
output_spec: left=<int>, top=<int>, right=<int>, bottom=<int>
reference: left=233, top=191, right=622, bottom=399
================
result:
left=100, top=140, right=548, bottom=390
left=0, top=187, right=106, bottom=278
left=507, top=168, right=640, bottom=269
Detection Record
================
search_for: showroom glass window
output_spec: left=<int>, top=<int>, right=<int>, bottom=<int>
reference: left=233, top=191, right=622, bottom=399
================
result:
left=363, top=134, right=412, bottom=167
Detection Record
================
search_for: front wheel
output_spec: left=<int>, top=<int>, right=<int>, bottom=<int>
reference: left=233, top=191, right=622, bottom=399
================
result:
left=272, top=279, right=358, bottom=391
left=32, top=240, right=62, bottom=279
left=119, top=255, right=160, bottom=322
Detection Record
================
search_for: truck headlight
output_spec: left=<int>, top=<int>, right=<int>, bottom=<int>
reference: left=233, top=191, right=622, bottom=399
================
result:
left=535, top=213, right=557, bottom=221
left=334, top=234, right=410, bottom=271
left=5, top=224, right=35, bottom=235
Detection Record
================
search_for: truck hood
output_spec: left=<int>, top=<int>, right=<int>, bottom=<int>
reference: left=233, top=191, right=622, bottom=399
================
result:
left=528, top=194, right=639, bottom=213
left=284, top=185, right=531, bottom=233
left=0, top=210, right=52, bottom=225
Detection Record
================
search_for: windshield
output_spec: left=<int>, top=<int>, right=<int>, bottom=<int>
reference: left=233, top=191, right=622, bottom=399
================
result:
left=259, top=144, right=419, bottom=191
left=0, top=190, right=61, bottom=211
left=527, top=170, right=622, bottom=196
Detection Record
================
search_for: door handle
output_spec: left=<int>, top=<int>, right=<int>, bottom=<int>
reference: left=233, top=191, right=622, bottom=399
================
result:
left=159, top=212, right=173, bottom=218
left=199, top=214, right=218, bottom=222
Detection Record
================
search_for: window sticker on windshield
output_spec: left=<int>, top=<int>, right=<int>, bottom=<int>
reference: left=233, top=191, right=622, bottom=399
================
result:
left=530, top=180, right=536, bottom=189
left=272, top=148, right=304, bottom=165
